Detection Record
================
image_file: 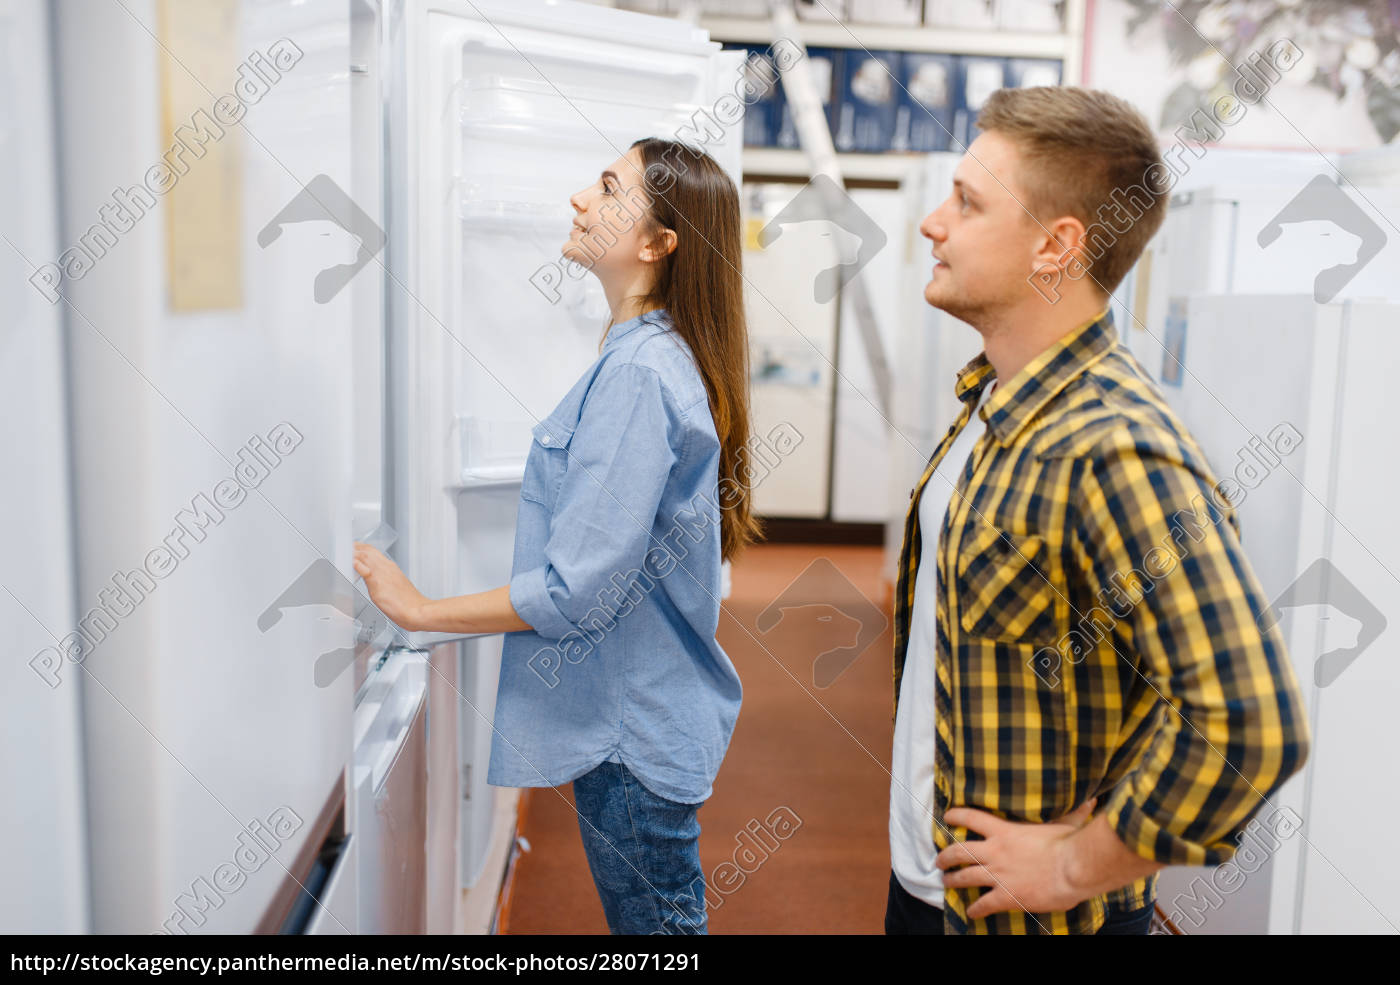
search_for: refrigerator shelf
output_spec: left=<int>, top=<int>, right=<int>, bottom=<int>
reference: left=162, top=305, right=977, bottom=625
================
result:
left=456, top=199, right=570, bottom=234
left=452, top=73, right=691, bottom=115
left=453, top=466, right=526, bottom=490
left=454, top=115, right=698, bottom=149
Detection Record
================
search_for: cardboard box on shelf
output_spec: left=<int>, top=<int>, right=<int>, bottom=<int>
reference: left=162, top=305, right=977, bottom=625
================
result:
left=922, top=0, right=999, bottom=31
left=1005, top=57, right=1063, bottom=88
left=850, top=0, right=923, bottom=25
left=953, top=55, right=1006, bottom=150
left=702, top=0, right=773, bottom=16
left=834, top=49, right=901, bottom=152
left=726, top=43, right=787, bottom=147
left=896, top=52, right=956, bottom=151
left=775, top=46, right=840, bottom=149
left=795, top=0, right=849, bottom=20
left=997, top=0, right=1064, bottom=33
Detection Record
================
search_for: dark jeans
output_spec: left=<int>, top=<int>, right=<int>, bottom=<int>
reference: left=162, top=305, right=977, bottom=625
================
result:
left=572, top=760, right=707, bottom=935
left=884, top=869, right=1154, bottom=935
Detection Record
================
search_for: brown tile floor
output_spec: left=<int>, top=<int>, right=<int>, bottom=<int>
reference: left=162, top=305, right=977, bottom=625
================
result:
left=502, top=543, right=895, bottom=934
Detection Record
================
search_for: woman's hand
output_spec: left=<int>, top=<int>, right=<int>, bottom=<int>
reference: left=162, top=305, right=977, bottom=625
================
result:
left=352, top=542, right=430, bottom=633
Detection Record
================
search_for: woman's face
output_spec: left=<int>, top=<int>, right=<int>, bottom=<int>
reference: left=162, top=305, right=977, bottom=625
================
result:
left=563, top=147, right=667, bottom=279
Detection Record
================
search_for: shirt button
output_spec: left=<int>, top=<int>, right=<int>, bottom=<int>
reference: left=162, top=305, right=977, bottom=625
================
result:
left=540, top=435, right=552, bottom=445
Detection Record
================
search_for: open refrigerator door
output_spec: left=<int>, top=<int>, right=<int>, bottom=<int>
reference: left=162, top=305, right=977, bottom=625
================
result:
left=382, top=0, right=744, bottom=896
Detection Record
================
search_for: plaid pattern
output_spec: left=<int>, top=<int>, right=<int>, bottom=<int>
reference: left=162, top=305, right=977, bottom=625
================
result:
left=892, top=309, right=1309, bottom=934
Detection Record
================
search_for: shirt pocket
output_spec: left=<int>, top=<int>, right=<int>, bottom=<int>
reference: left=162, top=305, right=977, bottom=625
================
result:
left=954, top=524, right=1062, bottom=644
left=520, top=417, right=576, bottom=507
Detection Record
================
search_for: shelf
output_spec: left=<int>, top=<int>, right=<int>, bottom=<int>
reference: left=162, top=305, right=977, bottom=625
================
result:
left=452, top=466, right=526, bottom=491
left=700, top=15, right=1070, bottom=59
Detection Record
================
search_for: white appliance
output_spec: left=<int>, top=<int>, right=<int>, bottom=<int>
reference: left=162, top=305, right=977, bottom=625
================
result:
left=742, top=180, right=840, bottom=519
left=831, top=184, right=922, bottom=523
left=47, top=0, right=363, bottom=933
left=0, top=0, right=90, bottom=935
left=1113, top=151, right=1400, bottom=935
left=382, top=0, right=744, bottom=891
left=1146, top=294, right=1400, bottom=936
left=1115, top=149, right=1400, bottom=386
left=349, top=648, right=428, bottom=934
left=13, top=0, right=749, bottom=934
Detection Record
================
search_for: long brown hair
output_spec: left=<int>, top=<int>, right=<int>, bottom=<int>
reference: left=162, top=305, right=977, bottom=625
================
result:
left=623, top=137, right=761, bottom=561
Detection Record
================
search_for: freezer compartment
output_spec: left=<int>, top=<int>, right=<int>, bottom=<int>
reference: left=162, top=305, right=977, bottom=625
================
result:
left=352, top=647, right=429, bottom=934
left=271, top=794, right=355, bottom=935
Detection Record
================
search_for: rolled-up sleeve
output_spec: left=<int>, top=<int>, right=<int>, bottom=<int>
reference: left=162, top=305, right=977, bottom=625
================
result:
left=509, top=361, right=677, bottom=642
left=1074, top=430, right=1310, bottom=867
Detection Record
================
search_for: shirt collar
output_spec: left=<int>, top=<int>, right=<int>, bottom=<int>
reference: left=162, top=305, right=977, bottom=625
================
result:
left=953, top=307, right=1117, bottom=446
left=603, top=307, right=668, bottom=350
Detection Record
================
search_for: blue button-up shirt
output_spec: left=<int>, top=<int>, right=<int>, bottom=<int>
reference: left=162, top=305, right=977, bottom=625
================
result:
left=487, top=308, right=743, bottom=804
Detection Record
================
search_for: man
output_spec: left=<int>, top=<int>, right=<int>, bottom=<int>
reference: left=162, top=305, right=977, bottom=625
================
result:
left=885, top=87, right=1310, bottom=935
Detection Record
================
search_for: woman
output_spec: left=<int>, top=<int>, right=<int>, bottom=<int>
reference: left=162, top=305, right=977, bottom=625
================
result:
left=353, top=137, right=759, bottom=935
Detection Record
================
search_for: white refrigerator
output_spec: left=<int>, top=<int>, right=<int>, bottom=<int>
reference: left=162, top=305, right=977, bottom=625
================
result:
left=0, top=0, right=90, bottom=936
left=46, top=0, right=365, bottom=934
left=831, top=184, right=924, bottom=524
left=1151, top=294, right=1400, bottom=936
left=380, top=0, right=745, bottom=910
left=13, top=0, right=743, bottom=935
left=1109, top=149, right=1400, bottom=933
left=1115, top=150, right=1400, bottom=387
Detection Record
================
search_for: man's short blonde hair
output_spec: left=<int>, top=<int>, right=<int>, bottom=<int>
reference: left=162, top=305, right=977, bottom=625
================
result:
left=978, top=86, right=1167, bottom=295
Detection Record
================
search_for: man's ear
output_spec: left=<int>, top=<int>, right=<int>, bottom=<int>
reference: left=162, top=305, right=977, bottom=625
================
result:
left=641, top=227, right=678, bottom=263
left=1031, top=214, right=1093, bottom=285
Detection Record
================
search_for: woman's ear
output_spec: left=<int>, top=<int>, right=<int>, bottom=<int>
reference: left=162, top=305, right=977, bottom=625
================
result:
left=641, top=227, right=678, bottom=263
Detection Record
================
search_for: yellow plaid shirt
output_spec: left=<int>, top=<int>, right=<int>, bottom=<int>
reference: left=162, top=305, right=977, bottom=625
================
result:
left=892, top=309, right=1310, bottom=934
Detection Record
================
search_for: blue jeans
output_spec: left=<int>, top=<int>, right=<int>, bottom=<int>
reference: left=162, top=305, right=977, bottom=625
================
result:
left=571, top=760, right=707, bottom=935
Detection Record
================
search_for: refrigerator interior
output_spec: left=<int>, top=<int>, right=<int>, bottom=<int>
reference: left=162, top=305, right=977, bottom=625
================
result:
left=384, top=0, right=744, bottom=895
left=386, top=0, right=742, bottom=605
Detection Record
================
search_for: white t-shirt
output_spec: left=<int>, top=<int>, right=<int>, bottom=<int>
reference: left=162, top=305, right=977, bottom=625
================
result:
left=889, top=381, right=994, bottom=908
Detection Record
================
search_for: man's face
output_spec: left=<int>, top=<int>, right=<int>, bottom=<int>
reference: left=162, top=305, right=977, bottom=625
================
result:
left=919, top=131, right=1043, bottom=322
